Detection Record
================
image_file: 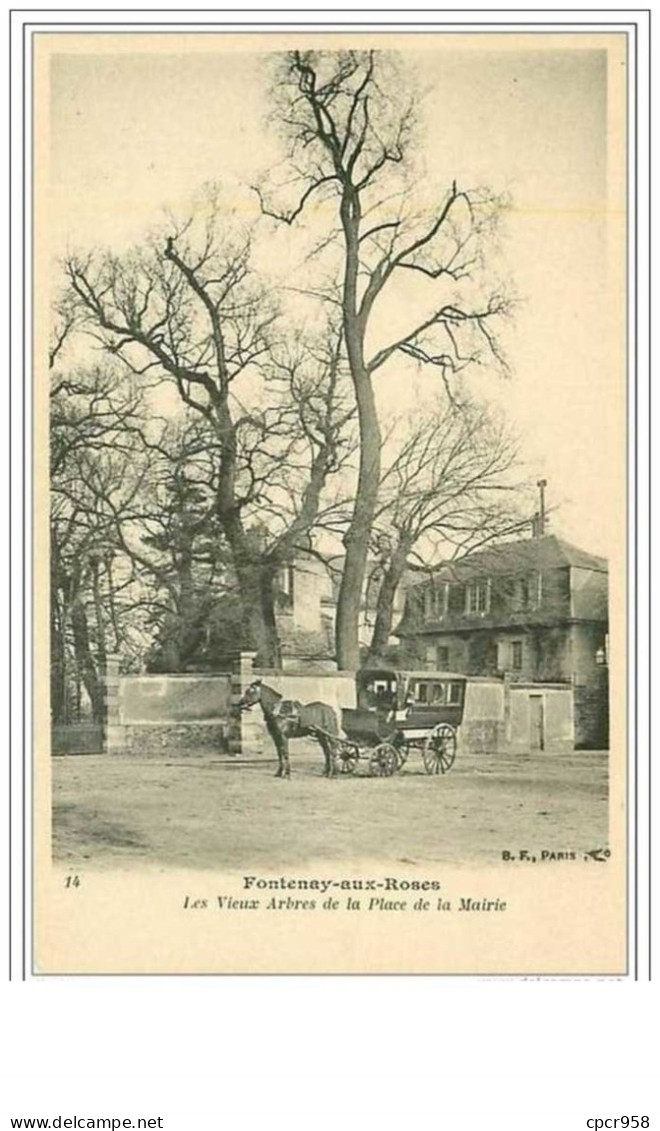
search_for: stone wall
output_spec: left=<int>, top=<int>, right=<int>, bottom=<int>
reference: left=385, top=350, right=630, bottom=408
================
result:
left=507, top=684, right=574, bottom=753
left=254, top=668, right=356, bottom=710
left=459, top=679, right=573, bottom=754
left=118, top=673, right=232, bottom=723
left=105, top=667, right=234, bottom=755
left=101, top=653, right=577, bottom=758
left=574, top=684, right=609, bottom=749
left=122, top=722, right=229, bottom=754
left=463, top=679, right=505, bottom=721
left=459, top=719, right=506, bottom=755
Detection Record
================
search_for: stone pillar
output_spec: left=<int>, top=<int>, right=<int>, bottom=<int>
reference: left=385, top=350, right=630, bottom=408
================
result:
left=103, top=654, right=125, bottom=754
left=502, top=674, right=512, bottom=751
left=228, top=651, right=265, bottom=758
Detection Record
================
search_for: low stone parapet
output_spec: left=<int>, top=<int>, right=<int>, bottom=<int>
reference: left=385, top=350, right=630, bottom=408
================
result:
left=122, top=721, right=229, bottom=754
left=458, top=719, right=507, bottom=755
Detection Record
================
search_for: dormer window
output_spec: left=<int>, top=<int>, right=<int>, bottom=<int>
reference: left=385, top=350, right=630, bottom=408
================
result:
left=513, top=576, right=530, bottom=611
left=423, top=587, right=435, bottom=619
left=511, top=572, right=542, bottom=611
left=466, top=580, right=490, bottom=614
left=423, top=583, right=449, bottom=621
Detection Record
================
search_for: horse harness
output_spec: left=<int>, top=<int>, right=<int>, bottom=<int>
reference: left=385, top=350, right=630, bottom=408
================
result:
left=270, top=698, right=303, bottom=733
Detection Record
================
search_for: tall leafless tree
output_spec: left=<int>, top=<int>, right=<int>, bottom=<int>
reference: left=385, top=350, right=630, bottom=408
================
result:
left=364, top=398, right=530, bottom=664
left=64, top=199, right=354, bottom=666
left=259, top=50, right=511, bottom=668
left=50, top=363, right=149, bottom=721
left=83, top=413, right=232, bottom=673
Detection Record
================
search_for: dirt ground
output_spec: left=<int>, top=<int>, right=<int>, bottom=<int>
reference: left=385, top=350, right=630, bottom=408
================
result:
left=51, top=744, right=610, bottom=871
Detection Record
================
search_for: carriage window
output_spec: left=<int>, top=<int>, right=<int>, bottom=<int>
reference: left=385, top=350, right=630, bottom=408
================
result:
left=430, top=683, right=446, bottom=704
left=374, top=681, right=391, bottom=698
left=415, top=683, right=428, bottom=704
left=361, top=679, right=397, bottom=709
left=447, top=682, right=463, bottom=705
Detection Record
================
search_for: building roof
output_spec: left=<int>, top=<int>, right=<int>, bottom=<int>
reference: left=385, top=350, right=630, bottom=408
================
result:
left=408, top=534, right=607, bottom=588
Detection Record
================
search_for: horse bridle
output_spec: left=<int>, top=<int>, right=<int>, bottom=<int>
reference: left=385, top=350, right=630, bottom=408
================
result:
left=237, top=680, right=262, bottom=712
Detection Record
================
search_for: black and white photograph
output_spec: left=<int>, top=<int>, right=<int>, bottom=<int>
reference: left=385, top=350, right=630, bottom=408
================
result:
left=34, top=28, right=628, bottom=973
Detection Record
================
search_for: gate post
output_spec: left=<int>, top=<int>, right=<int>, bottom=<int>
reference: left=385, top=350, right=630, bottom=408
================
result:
left=502, top=673, right=512, bottom=750
left=228, top=651, right=264, bottom=757
left=239, top=652, right=265, bottom=757
left=103, top=654, right=125, bottom=754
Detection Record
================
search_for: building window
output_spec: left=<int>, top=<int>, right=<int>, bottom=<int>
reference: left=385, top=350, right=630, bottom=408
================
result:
left=466, top=580, right=490, bottom=614
left=423, top=584, right=447, bottom=621
left=447, top=583, right=465, bottom=613
left=513, top=576, right=530, bottom=611
left=411, top=591, right=424, bottom=620
left=436, top=645, right=449, bottom=669
left=423, top=588, right=434, bottom=619
left=279, top=564, right=295, bottom=607
left=511, top=641, right=523, bottom=671
left=510, top=572, right=542, bottom=612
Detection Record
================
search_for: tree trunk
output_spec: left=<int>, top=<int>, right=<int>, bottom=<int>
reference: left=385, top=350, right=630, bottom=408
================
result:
left=105, top=558, right=122, bottom=654
left=365, top=546, right=410, bottom=665
left=175, top=547, right=202, bottom=668
left=335, top=392, right=381, bottom=669
left=70, top=597, right=104, bottom=722
left=91, top=559, right=107, bottom=669
left=238, top=559, right=282, bottom=670
left=334, top=192, right=382, bottom=670
left=50, top=590, right=69, bottom=724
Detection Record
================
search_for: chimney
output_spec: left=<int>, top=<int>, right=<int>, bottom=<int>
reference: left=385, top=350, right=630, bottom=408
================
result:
left=536, top=479, right=548, bottom=537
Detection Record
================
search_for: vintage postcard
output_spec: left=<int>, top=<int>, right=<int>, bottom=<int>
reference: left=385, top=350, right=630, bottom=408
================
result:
left=32, top=25, right=631, bottom=974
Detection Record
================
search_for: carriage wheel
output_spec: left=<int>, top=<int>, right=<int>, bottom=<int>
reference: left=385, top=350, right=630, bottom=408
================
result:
left=334, top=741, right=360, bottom=775
left=422, top=724, right=457, bottom=775
left=389, top=731, right=408, bottom=770
left=394, top=742, right=409, bottom=770
left=369, top=742, right=399, bottom=777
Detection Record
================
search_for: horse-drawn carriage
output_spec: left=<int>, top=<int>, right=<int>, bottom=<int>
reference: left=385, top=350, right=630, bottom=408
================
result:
left=238, top=667, right=466, bottom=778
left=335, top=668, right=465, bottom=777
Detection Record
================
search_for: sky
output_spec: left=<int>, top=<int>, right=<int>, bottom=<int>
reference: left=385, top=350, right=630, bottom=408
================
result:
left=44, top=33, right=627, bottom=558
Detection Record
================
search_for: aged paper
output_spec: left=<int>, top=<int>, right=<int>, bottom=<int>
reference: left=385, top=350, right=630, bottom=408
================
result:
left=35, top=29, right=628, bottom=974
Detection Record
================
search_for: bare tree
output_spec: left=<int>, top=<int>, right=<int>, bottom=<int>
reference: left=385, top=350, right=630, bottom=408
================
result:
left=109, top=415, right=236, bottom=673
left=50, top=363, right=149, bottom=721
left=364, top=399, right=530, bottom=664
left=259, top=50, right=510, bottom=668
left=64, top=200, right=354, bottom=666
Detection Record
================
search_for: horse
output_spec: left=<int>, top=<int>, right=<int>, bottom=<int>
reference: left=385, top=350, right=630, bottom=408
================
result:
left=236, top=679, right=341, bottom=778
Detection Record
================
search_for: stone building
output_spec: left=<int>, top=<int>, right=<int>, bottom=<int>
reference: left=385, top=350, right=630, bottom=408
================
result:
left=274, top=553, right=406, bottom=668
left=395, top=533, right=609, bottom=748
